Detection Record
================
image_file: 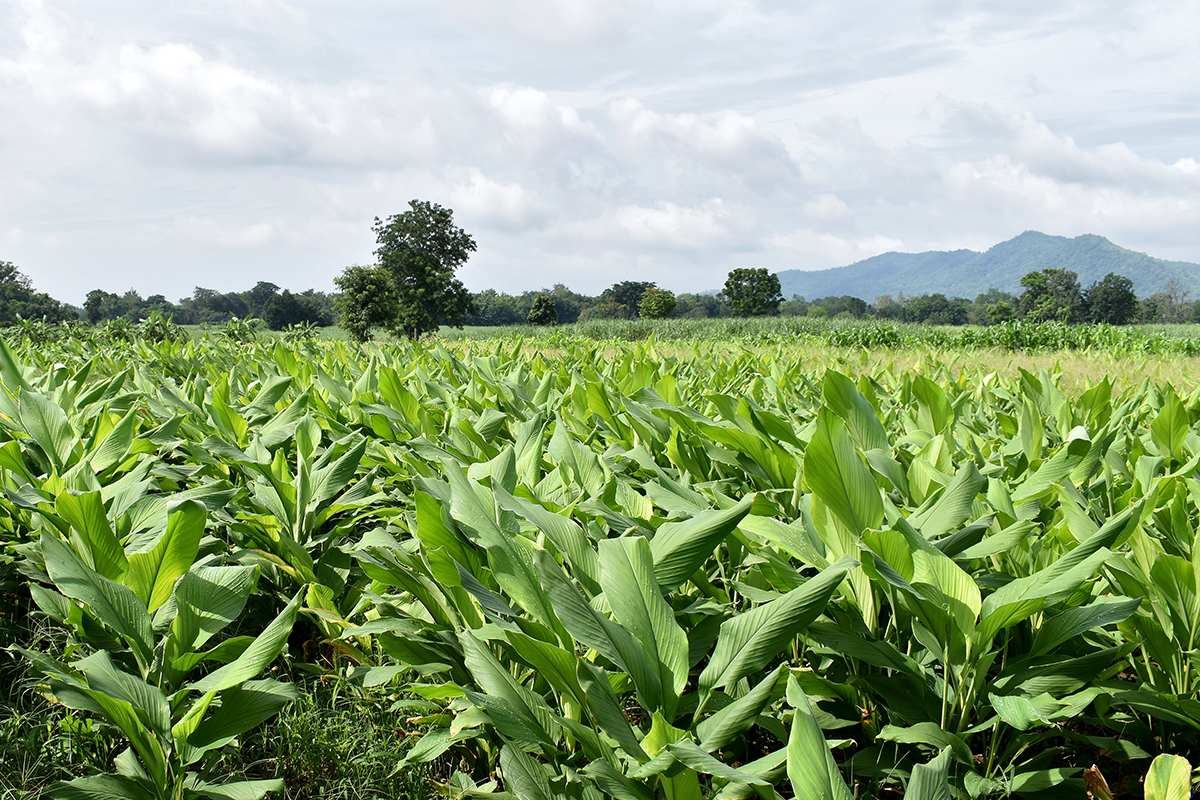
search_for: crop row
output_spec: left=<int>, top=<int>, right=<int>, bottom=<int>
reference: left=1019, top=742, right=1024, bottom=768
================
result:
left=0, top=334, right=1196, bottom=799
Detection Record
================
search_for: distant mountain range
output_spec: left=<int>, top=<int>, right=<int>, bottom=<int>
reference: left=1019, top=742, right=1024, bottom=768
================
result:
left=775, top=231, right=1200, bottom=302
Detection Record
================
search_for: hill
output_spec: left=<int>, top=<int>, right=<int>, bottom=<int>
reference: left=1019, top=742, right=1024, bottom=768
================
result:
left=775, top=232, right=1200, bottom=302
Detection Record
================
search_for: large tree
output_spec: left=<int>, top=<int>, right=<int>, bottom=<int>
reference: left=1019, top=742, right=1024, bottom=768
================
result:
left=1083, top=272, right=1137, bottom=325
left=1, top=261, right=75, bottom=326
left=333, top=265, right=399, bottom=342
left=374, top=200, right=476, bottom=340
left=601, top=281, right=656, bottom=318
left=1017, top=268, right=1083, bottom=323
left=721, top=268, right=783, bottom=317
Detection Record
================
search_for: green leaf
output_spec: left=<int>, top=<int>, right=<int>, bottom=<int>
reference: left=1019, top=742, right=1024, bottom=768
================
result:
left=41, top=532, right=153, bottom=666
left=19, top=389, right=75, bottom=472
left=908, top=463, right=984, bottom=539
left=1030, top=596, right=1141, bottom=657
left=696, top=665, right=785, bottom=752
left=650, top=495, right=756, bottom=591
left=599, top=536, right=689, bottom=715
left=906, top=748, right=953, bottom=800
left=187, top=680, right=299, bottom=756
left=189, top=591, right=300, bottom=694
left=700, top=557, right=854, bottom=695
left=169, top=566, right=258, bottom=655
left=785, top=676, right=854, bottom=800
left=978, top=504, right=1139, bottom=641
left=48, top=774, right=158, bottom=800
left=1144, top=754, right=1193, bottom=800
left=666, top=740, right=770, bottom=785
left=125, top=499, right=205, bottom=612
left=823, top=371, right=888, bottom=453
left=458, top=631, right=561, bottom=746
left=876, top=724, right=972, bottom=765
left=499, top=744, right=559, bottom=800
left=55, top=490, right=127, bottom=582
left=582, top=761, right=655, bottom=800
left=188, top=778, right=287, bottom=800
left=804, top=408, right=883, bottom=534
left=536, top=549, right=663, bottom=712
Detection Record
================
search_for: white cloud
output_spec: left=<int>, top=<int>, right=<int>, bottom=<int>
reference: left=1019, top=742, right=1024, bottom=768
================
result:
left=174, top=216, right=277, bottom=247
left=448, top=168, right=545, bottom=231
left=768, top=230, right=907, bottom=269
left=3, top=0, right=1200, bottom=304
left=804, top=193, right=849, bottom=221
left=441, top=0, right=632, bottom=43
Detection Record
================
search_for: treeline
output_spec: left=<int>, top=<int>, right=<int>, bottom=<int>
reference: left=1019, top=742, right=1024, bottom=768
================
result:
left=786, top=270, right=1197, bottom=326
left=0, top=262, right=77, bottom=325
left=82, top=282, right=336, bottom=329
left=468, top=282, right=725, bottom=325
left=465, top=270, right=1188, bottom=327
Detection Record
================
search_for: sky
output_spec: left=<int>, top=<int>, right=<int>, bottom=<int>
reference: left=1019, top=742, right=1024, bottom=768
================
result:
left=2, top=0, right=1199, bottom=305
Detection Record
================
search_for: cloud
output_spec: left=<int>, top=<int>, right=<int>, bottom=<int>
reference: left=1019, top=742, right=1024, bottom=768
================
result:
left=441, top=0, right=633, bottom=44
left=174, top=216, right=277, bottom=247
left=557, top=198, right=737, bottom=250
left=768, top=230, right=907, bottom=268
left=3, top=0, right=1200, bottom=304
left=608, top=98, right=800, bottom=192
left=448, top=168, right=545, bottom=231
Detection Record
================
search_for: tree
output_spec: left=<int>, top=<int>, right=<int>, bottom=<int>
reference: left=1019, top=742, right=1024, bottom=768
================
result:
left=0, top=261, right=75, bottom=325
left=721, top=268, right=782, bottom=317
left=601, top=281, right=656, bottom=319
left=639, top=287, right=676, bottom=319
left=1017, top=268, right=1083, bottom=323
left=374, top=200, right=476, bottom=340
left=527, top=294, right=558, bottom=326
left=334, top=265, right=399, bottom=342
left=1083, top=273, right=1137, bottom=325
left=248, top=281, right=281, bottom=316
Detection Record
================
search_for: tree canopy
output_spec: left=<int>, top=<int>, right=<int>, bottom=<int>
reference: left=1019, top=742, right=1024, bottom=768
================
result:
left=721, top=268, right=783, bottom=317
left=1017, top=268, right=1083, bottom=323
left=373, top=200, right=476, bottom=340
left=1, top=261, right=76, bottom=326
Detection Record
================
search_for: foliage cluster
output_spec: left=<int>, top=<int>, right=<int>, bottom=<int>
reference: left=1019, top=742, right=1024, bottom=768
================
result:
left=0, top=262, right=77, bottom=327
left=82, top=283, right=335, bottom=330
left=1, top=331, right=1199, bottom=800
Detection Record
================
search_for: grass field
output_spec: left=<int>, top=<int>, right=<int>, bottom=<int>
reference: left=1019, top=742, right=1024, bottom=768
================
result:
left=1, top=323, right=1198, bottom=799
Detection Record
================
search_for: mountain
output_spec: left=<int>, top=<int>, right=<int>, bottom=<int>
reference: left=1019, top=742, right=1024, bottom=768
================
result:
left=775, top=232, right=1200, bottom=302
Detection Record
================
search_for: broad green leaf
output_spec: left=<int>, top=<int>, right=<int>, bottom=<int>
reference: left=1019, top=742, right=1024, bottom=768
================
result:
left=188, top=778, right=287, bottom=800
left=536, top=548, right=664, bottom=711
left=189, top=591, right=301, bottom=694
left=19, top=389, right=75, bottom=472
left=823, top=371, right=888, bottom=453
left=169, top=566, right=258, bottom=654
left=978, top=503, right=1140, bottom=641
left=187, top=680, right=299, bottom=756
left=908, top=463, right=984, bottom=539
left=1030, top=596, right=1142, bottom=657
left=41, top=532, right=153, bottom=665
left=650, top=494, right=756, bottom=590
left=458, top=631, right=561, bottom=746
left=1144, top=754, right=1193, bottom=800
left=907, top=748, right=953, bottom=800
left=666, top=740, right=769, bottom=785
left=47, top=774, right=158, bottom=800
left=696, top=665, right=785, bottom=752
left=125, top=499, right=205, bottom=612
left=785, top=676, right=854, bottom=800
left=700, top=557, right=854, bottom=695
left=55, top=490, right=127, bottom=582
left=600, top=536, right=689, bottom=715
left=804, top=408, right=883, bottom=534
left=499, top=743, right=559, bottom=800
